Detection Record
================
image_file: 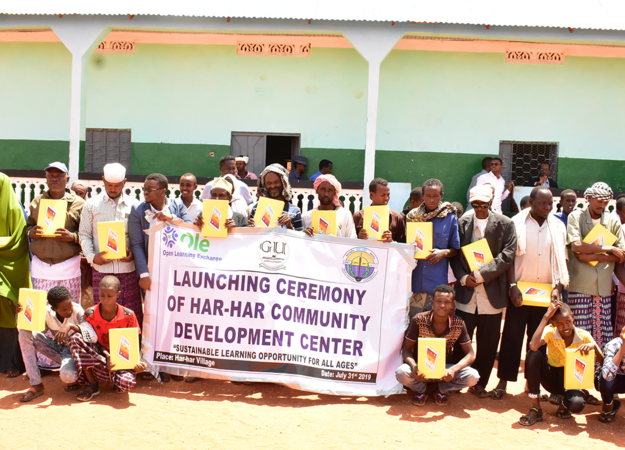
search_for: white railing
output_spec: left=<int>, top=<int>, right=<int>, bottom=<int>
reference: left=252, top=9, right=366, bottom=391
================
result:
left=10, top=177, right=364, bottom=215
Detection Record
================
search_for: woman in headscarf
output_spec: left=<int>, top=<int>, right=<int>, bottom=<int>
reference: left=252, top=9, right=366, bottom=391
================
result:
left=0, top=173, right=31, bottom=377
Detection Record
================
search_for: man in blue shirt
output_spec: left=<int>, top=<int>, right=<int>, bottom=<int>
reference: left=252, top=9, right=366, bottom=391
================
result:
left=554, top=189, right=577, bottom=228
left=310, top=159, right=333, bottom=182
left=406, top=179, right=460, bottom=319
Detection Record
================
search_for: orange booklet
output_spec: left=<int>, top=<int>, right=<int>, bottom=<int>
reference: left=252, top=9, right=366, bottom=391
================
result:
left=406, top=222, right=433, bottom=259
left=97, top=221, right=127, bottom=260
left=418, top=338, right=446, bottom=379
left=518, top=281, right=552, bottom=307
left=582, top=223, right=618, bottom=267
left=363, top=206, right=389, bottom=240
left=564, top=349, right=594, bottom=390
left=461, top=239, right=494, bottom=272
left=312, top=210, right=338, bottom=236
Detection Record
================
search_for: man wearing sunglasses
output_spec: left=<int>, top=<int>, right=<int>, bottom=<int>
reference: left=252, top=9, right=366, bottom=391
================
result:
left=451, top=185, right=517, bottom=398
left=476, top=157, right=514, bottom=213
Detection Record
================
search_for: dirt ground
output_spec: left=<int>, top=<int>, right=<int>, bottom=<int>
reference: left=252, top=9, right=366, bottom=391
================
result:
left=1, top=362, right=623, bottom=450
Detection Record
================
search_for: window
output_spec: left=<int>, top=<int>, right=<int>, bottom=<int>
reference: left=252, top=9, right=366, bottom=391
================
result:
left=85, top=129, right=132, bottom=173
left=499, top=141, right=558, bottom=187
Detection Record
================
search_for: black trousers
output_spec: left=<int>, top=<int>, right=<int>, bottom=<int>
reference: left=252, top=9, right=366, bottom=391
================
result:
left=525, top=350, right=565, bottom=397
left=455, top=310, right=502, bottom=388
left=498, top=304, right=546, bottom=382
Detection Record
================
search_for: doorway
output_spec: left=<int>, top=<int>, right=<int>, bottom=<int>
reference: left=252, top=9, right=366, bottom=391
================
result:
left=231, top=132, right=301, bottom=176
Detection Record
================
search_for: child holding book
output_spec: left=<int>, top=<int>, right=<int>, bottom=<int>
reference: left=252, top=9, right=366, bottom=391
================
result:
left=68, top=275, right=146, bottom=401
left=17, top=286, right=97, bottom=402
left=519, top=301, right=603, bottom=426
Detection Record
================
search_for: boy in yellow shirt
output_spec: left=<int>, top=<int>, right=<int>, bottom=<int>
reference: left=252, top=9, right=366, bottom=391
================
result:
left=519, top=301, right=604, bottom=426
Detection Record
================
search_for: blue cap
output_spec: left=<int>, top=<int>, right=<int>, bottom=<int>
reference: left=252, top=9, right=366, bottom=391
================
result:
left=293, top=156, right=308, bottom=166
left=45, top=162, right=69, bottom=173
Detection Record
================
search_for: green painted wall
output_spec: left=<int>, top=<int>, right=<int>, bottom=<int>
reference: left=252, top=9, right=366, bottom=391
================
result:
left=300, top=148, right=364, bottom=182
left=0, top=42, right=71, bottom=141
left=559, top=157, right=625, bottom=191
left=85, top=44, right=368, bottom=149
left=377, top=50, right=625, bottom=160
left=0, top=139, right=69, bottom=170
left=131, top=143, right=229, bottom=177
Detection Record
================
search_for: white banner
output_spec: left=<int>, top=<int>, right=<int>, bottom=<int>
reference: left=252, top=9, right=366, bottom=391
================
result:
left=142, top=223, right=415, bottom=396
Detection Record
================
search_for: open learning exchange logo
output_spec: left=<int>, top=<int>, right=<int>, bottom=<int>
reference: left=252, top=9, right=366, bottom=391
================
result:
left=163, top=226, right=179, bottom=248
left=342, top=247, right=378, bottom=283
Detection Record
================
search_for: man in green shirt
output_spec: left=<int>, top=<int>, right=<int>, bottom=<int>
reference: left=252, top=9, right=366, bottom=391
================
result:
left=567, top=182, right=625, bottom=348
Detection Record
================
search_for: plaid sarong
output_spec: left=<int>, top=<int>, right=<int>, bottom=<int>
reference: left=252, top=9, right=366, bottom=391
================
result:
left=68, top=333, right=136, bottom=392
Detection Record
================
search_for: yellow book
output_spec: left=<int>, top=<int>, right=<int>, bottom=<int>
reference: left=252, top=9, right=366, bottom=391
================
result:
left=418, top=338, right=446, bottom=379
left=97, top=221, right=127, bottom=260
left=201, top=200, right=229, bottom=237
left=518, top=281, right=552, bottom=307
left=37, top=199, right=67, bottom=237
left=363, top=205, right=389, bottom=240
left=407, top=222, right=433, bottom=259
left=582, top=223, right=618, bottom=267
left=256, top=197, right=284, bottom=228
left=462, top=238, right=494, bottom=273
left=109, top=328, right=140, bottom=371
left=0, top=236, right=10, bottom=248
left=16, top=288, right=47, bottom=332
left=564, top=348, right=595, bottom=390
left=312, top=210, right=338, bottom=236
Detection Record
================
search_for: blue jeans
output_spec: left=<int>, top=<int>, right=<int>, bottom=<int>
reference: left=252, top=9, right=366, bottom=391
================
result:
left=18, top=329, right=78, bottom=386
left=395, top=363, right=479, bottom=394
left=599, top=374, right=625, bottom=405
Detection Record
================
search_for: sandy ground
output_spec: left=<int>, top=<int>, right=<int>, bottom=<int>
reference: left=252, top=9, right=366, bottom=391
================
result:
left=1, top=361, right=623, bottom=450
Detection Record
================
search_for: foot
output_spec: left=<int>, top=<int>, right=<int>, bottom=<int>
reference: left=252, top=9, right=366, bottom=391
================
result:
left=599, top=400, right=621, bottom=423
left=433, top=391, right=448, bottom=406
left=549, top=394, right=564, bottom=405
left=469, top=385, right=490, bottom=398
left=160, top=372, right=171, bottom=383
left=490, top=388, right=506, bottom=400
left=64, top=383, right=82, bottom=392
left=519, top=407, right=543, bottom=427
left=411, top=392, right=428, bottom=407
left=556, top=406, right=573, bottom=419
left=20, top=385, right=44, bottom=403
left=185, top=377, right=201, bottom=383
left=77, top=382, right=100, bottom=402
left=6, top=369, right=21, bottom=378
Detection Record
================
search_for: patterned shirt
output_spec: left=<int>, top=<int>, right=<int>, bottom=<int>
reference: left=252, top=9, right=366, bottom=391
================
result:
left=235, top=171, right=258, bottom=180
left=249, top=201, right=303, bottom=231
left=542, top=324, right=595, bottom=367
left=405, top=311, right=471, bottom=360
left=79, top=191, right=138, bottom=274
left=601, top=337, right=625, bottom=382
left=84, top=303, right=140, bottom=351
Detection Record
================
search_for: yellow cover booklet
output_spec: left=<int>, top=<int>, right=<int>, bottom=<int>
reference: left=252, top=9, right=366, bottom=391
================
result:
left=583, top=223, right=618, bottom=267
left=37, top=199, right=67, bottom=237
left=407, top=222, right=433, bottom=259
left=256, top=197, right=284, bottom=228
left=418, top=337, right=446, bottom=379
left=16, top=288, right=47, bottom=332
left=201, top=199, right=229, bottom=237
left=564, top=348, right=595, bottom=390
left=461, top=238, right=494, bottom=272
left=109, top=327, right=140, bottom=371
left=363, top=205, right=389, bottom=240
left=97, top=221, right=127, bottom=260
left=312, top=210, right=338, bottom=236
left=518, top=281, right=552, bottom=307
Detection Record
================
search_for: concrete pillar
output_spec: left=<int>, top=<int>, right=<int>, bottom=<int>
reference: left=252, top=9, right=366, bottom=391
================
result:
left=341, top=25, right=405, bottom=204
left=50, top=20, right=109, bottom=181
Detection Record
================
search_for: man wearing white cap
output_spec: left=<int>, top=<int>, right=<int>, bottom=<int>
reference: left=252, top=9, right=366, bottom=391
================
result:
left=451, top=185, right=517, bottom=399
left=235, top=156, right=257, bottom=180
left=79, top=163, right=142, bottom=325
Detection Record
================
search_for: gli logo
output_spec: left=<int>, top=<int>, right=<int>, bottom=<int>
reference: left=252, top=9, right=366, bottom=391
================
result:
left=258, top=236, right=289, bottom=271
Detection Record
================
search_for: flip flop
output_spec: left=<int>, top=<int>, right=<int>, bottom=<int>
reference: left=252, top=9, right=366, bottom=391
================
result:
left=556, top=406, right=573, bottom=419
left=549, top=394, right=564, bottom=405
left=490, top=388, right=506, bottom=400
left=433, top=392, right=448, bottom=406
left=599, top=400, right=621, bottom=423
left=20, top=387, right=44, bottom=403
left=64, top=383, right=81, bottom=392
left=519, top=407, right=544, bottom=427
left=412, top=392, right=428, bottom=407
left=77, top=383, right=100, bottom=402
left=469, top=386, right=491, bottom=398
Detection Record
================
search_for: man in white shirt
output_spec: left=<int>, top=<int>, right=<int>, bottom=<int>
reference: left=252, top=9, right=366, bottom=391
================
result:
left=466, top=157, right=492, bottom=210
left=179, top=173, right=203, bottom=221
left=79, top=163, right=142, bottom=324
left=303, top=174, right=356, bottom=238
left=201, top=155, right=253, bottom=205
left=476, top=157, right=514, bottom=213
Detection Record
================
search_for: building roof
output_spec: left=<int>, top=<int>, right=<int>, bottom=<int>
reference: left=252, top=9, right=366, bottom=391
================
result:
left=3, top=0, right=625, bottom=31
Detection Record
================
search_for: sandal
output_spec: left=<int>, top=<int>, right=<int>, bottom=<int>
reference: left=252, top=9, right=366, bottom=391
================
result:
left=64, top=383, right=81, bottom=392
left=549, top=394, right=564, bottom=405
left=469, top=386, right=491, bottom=398
left=599, top=400, right=621, bottom=423
left=411, top=392, right=428, bottom=407
left=519, top=407, right=544, bottom=427
left=433, top=392, right=448, bottom=406
left=138, top=372, right=154, bottom=381
left=556, top=406, right=573, bottom=419
left=490, top=388, right=506, bottom=400
left=6, top=369, right=21, bottom=378
left=20, top=387, right=44, bottom=403
left=77, top=382, right=100, bottom=402
left=582, top=390, right=601, bottom=406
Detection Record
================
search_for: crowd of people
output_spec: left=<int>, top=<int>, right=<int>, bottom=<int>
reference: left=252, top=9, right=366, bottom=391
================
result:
left=1, top=153, right=625, bottom=428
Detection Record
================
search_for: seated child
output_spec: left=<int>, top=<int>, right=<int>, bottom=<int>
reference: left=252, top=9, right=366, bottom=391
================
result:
left=17, top=286, right=97, bottom=402
left=598, top=325, right=625, bottom=423
left=519, top=301, right=603, bottom=426
left=395, top=284, right=479, bottom=406
left=68, top=275, right=146, bottom=401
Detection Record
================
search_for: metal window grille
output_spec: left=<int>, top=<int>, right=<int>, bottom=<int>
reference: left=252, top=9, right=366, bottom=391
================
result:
left=507, top=141, right=559, bottom=186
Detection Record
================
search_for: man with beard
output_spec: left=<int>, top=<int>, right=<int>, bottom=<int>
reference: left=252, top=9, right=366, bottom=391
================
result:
left=302, top=174, right=356, bottom=238
left=201, top=155, right=253, bottom=205
left=248, top=164, right=303, bottom=231
left=406, top=179, right=460, bottom=318
left=567, top=182, right=625, bottom=348
left=79, top=163, right=141, bottom=324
